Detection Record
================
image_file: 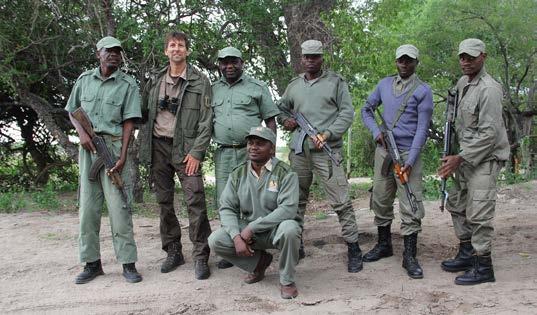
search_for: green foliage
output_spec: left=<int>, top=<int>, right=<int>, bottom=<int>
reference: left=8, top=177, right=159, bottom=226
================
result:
left=31, top=184, right=61, bottom=210
left=0, top=190, right=27, bottom=213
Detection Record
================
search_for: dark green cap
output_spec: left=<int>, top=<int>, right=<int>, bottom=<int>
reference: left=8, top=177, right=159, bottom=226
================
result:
left=218, top=46, right=242, bottom=59
left=245, top=126, right=276, bottom=145
left=96, top=36, right=122, bottom=50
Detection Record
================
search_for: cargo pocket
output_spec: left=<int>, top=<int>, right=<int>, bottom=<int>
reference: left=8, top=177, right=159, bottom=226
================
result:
left=413, top=191, right=425, bottom=219
left=470, top=189, right=496, bottom=221
left=182, top=128, right=197, bottom=155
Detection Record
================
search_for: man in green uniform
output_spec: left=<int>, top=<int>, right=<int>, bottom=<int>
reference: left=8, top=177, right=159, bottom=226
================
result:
left=208, top=126, right=301, bottom=299
left=438, top=38, right=509, bottom=285
left=211, top=46, right=279, bottom=269
left=138, top=31, right=213, bottom=280
left=278, top=40, right=363, bottom=273
left=361, top=44, right=433, bottom=279
left=66, top=36, right=142, bottom=284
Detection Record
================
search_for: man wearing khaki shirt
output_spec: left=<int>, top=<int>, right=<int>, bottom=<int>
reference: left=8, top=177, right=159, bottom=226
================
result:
left=139, top=31, right=213, bottom=280
left=438, top=38, right=509, bottom=285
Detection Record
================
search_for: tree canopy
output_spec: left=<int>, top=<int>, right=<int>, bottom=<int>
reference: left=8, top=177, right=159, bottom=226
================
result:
left=0, top=0, right=535, bottom=189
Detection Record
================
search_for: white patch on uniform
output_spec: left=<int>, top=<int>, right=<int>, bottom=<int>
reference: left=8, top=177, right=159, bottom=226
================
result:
left=267, top=179, right=279, bottom=192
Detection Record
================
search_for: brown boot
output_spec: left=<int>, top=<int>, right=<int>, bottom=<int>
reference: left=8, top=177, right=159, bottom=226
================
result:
left=280, top=283, right=299, bottom=299
left=244, top=251, right=273, bottom=284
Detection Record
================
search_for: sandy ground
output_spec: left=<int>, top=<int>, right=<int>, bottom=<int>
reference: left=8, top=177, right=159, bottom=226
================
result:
left=1, top=181, right=537, bottom=314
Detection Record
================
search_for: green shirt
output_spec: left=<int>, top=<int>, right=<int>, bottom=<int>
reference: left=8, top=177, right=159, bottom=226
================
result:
left=278, top=70, right=354, bottom=149
left=212, top=74, right=279, bottom=145
left=219, top=158, right=299, bottom=239
left=455, top=67, right=510, bottom=167
left=65, top=67, right=141, bottom=136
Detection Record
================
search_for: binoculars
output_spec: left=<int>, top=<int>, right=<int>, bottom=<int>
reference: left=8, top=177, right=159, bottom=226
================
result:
left=158, top=95, right=179, bottom=114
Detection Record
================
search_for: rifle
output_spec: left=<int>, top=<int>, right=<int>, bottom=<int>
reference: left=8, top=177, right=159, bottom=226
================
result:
left=439, top=89, right=459, bottom=212
left=71, top=108, right=131, bottom=212
left=278, top=105, right=342, bottom=167
left=374, top=108, right=419, bottom=214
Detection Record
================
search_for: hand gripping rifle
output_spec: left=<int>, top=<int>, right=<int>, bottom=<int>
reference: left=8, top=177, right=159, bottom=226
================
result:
left=71, top=108, right=131, bottom=212
left=375, top=108, right=419, bottom=214
left=439, top=89, right=459, bottom=212
left=278, top=105, right=342, bottom=167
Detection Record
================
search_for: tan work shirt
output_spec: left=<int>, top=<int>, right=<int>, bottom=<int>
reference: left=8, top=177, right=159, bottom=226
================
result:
left=455, top=67, right=510, bottom=166
left=153, top=67, right=187, bottom=138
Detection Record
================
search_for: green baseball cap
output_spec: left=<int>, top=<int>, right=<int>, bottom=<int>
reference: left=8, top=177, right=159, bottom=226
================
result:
left=301, top=40, right=323, bottom=55
left=245, top=126, right=276, bottom=145
left=396, top=44, right=419, bottom=60
left=96, top=36, right=122, bottom=50
left=458, top=38, right=486, bottom=57
left=218, top=46, right=242, bottom=59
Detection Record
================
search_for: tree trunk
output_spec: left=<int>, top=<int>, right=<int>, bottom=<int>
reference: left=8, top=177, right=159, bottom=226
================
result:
left=283, top=0, right=336, bottom=75
left=19, top=92, right=79, bottom=160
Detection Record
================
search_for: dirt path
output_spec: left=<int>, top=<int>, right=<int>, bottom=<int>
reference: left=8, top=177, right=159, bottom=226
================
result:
left=1, top=181, right=536, bottom=314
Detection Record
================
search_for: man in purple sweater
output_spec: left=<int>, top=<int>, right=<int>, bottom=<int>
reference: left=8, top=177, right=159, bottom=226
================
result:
left=361, top=44, right=433, bottom=279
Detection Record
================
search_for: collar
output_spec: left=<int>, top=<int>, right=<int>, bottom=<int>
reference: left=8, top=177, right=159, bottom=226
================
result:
left=395, top=73, right=416, bottom=84
left=92, top=67, right=120, bottom=81
left=299, top=70, right=325, bottom=82
left=165, top=66, right=187, bottom=84
left=466, top=66, right=487, bottom=86
left=249, top=158, right=274, bottom=179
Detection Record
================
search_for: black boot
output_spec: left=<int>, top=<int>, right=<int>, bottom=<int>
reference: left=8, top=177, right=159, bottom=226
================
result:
left=75, top=259, right=104, bottom=284
left=123, top=263, right=142, bottom=283
left=217, top=259, right=234, bottom=269
left=194, top=259, right=211, bottom=280
left=347, top=242, right=363, bottom=273
left=402, top=233, right=423, bottom=279
left=363, top=225, right=393, bottom=262
left=441, top=240, right=474, bottom=272
left=161, top=242, right=185, bottom=273
left=455, top=253, right=495, bottom=285
left=298, top=238, right=305, bottom=260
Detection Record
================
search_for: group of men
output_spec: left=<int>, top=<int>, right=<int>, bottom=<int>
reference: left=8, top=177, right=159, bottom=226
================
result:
left=65, top=32, right=509, bottom=299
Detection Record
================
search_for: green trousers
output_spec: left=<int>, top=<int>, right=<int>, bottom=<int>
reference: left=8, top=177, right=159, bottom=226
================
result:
left=371, top=146, right=425, bottom=235
left=289, top=147, right=359, bottom=243
left=208, top=220, right=301, bottom=285
left=78, top=137, right=138, bottom=264
left=214, top=146, right=247, bottom=208
left=447, top=160, right=501, bottom=255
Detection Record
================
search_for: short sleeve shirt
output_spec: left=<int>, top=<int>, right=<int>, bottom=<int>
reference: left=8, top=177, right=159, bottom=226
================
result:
left=65, top=68, right=141, bottom=136
left=212, top=74, right=279, bottom=145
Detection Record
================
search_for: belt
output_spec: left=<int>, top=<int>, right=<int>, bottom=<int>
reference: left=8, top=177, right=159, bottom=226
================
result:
left=153, top=135, right=173, bottom=144
left=218, top=143, right=246, bottom=149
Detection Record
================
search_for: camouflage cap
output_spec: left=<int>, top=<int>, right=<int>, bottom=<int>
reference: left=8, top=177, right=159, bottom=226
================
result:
left=218, top=46, right=242, bottom=59
left=245, top=126, right=277, bottom=145
left=396, top=44, right=419, bottom=60
left=96, top=36, right=122, bottom=50
left=301, top=40, right=323, bottom=55
left=458, top=38, right=486, bottom=57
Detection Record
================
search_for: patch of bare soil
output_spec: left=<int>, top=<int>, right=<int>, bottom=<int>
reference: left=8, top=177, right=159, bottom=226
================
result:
left=1, top=181, right=536, bottom=314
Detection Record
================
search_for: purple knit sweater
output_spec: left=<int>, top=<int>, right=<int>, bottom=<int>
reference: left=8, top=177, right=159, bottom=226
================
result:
left=361, top=76, right=434, bottom=167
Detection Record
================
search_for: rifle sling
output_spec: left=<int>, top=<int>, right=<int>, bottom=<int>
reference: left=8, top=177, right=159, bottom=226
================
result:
left=390, top=77, right=422, bottom=130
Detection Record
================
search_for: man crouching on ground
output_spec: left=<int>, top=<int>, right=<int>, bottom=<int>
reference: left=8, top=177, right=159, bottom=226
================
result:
left=208, top=126, right=301, bottom=299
